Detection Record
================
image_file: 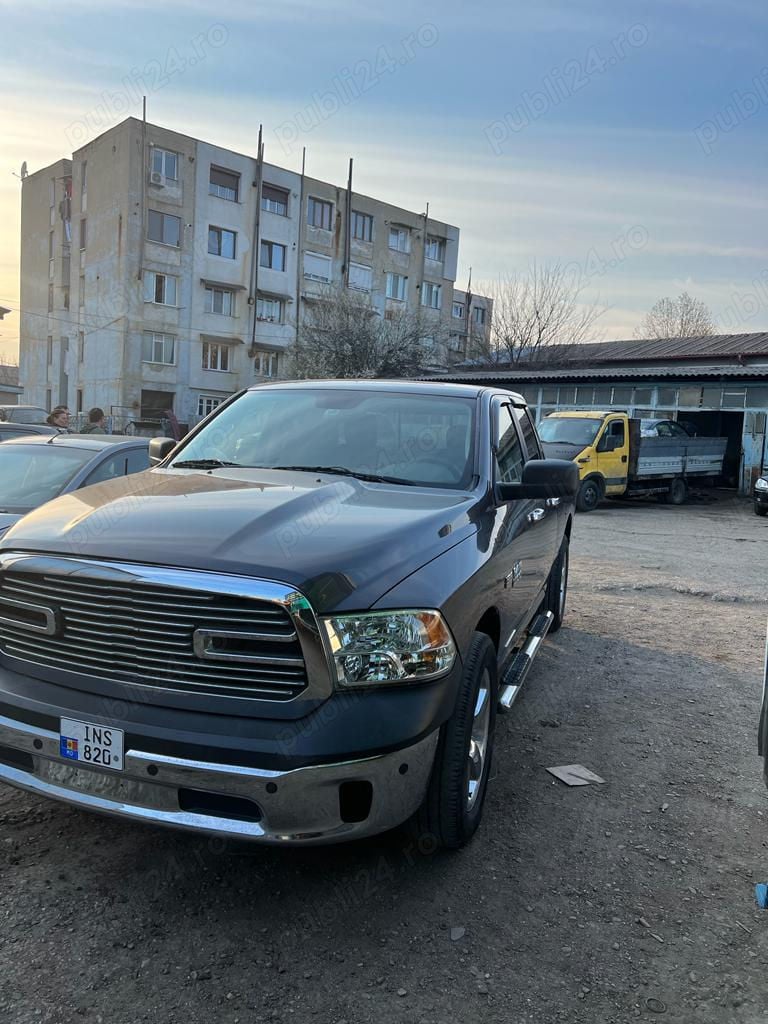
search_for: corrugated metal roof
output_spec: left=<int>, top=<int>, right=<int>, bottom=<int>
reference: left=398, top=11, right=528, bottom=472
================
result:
left=567, top=332, right=768, bottom=363
left=429, top=363, right=768, bottom=384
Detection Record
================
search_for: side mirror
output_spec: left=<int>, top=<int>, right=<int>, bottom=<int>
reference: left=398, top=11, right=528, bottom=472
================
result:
left=149, top=436, right=177, bottom=466
left=497, top=459, right=579, bottom=502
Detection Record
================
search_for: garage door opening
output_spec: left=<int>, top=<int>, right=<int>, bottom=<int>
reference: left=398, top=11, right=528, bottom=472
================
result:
left=678, top=410, right=744, bottom=489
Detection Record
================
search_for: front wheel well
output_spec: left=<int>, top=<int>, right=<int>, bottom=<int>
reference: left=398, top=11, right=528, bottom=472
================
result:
left=474, top=607, right=501, bottom=652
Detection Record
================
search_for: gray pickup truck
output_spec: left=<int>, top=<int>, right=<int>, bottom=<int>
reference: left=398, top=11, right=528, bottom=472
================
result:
left=0, top=380, right=576, bottom=849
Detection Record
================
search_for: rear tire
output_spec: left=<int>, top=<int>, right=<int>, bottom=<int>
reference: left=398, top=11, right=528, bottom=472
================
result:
left=545, top=537, right=569, bottom=632
left=576, top=478, right=601, bottom=513
left=409, top=632, right=498, bottom=850
left=665, top=477, right=687, bottom=505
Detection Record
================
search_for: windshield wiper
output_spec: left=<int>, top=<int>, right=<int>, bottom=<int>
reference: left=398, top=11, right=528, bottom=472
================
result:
left=267, top=465, right=415, bottom=486
left=172, top=458, right=243, bottom=469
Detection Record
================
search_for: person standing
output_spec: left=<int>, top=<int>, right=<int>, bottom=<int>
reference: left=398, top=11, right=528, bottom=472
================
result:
left=80, top=407, right=107, bottom=435
left=46, top=406, right=71, bottom=432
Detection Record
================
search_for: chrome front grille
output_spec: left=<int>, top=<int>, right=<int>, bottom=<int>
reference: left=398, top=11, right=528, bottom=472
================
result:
left=0, top=565, right=310, bottom=700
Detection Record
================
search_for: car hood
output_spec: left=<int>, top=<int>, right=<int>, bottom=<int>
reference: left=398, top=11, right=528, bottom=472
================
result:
left=540, top=440, right=588, bottom=461
left=0, top=468, right=480, bottom=613
left=0, top=512, right=23, bottom=536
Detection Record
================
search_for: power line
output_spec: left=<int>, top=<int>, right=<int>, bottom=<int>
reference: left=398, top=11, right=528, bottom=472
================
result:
left=0, top=300, right=293, bottom=343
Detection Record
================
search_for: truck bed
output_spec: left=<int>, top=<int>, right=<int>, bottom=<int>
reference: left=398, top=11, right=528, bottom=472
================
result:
left=633, top=435, right=728, bottom=479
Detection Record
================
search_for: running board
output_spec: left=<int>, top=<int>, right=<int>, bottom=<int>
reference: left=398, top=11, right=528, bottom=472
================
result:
left=498, top=610, right=554, bottom=713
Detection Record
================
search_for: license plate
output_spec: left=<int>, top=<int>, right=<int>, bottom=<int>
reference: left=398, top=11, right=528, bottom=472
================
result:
left=59, top=718, right=124, bottom=772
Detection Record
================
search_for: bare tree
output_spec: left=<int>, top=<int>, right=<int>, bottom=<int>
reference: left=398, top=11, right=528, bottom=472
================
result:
left=288, top=285, right=447, bottom=379
left=635, top=291, right=716, bottom=339
left=478, top=262, right=605, bottom=365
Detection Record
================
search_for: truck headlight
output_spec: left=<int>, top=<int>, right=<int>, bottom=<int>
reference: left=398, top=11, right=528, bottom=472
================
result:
left=756, top=478, right=768, bottom=491
left=322, top=610, right=456, bottom=687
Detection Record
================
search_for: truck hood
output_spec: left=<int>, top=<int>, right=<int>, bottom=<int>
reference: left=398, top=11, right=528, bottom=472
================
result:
left=0, top=468, right=480, bottom=613
left=540, top=441, right=588, bottom=462
left=0, top=512, right=22, bottom=536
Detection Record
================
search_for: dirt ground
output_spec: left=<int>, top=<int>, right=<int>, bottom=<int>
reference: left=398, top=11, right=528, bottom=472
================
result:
left=1, top=492, right=767, bottom=1024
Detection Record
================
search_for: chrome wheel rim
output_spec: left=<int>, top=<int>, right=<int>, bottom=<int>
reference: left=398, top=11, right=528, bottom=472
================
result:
left=467, top=670, right=491, bottom=809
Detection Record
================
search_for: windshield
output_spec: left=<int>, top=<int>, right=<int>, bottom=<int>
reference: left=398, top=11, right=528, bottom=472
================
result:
left=538, top=417, right=602, bottom=447
left=0, top=445, right=94, bottom=512
left=172, top=389, right=477, bottom=488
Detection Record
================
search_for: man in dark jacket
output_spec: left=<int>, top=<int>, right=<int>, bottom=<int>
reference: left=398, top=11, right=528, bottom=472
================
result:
left=80, top=407, right=107, bottom=434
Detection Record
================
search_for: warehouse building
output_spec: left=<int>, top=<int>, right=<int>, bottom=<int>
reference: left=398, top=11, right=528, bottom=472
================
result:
left=433, top=333, right=768, bottom=493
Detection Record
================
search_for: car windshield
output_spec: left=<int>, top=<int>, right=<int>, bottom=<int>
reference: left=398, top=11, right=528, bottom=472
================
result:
left=171, top=389, right=477, bottom=488
left=0, top=445, right=95, bottom=512
left=538, top=417, right=602, bottom=447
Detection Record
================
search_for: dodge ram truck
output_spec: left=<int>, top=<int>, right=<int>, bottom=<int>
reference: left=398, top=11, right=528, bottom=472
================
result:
left=0, top=380, right=577, bottom=849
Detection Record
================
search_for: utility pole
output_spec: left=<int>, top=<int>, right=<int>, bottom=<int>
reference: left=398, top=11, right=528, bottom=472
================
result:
left=465, top=266, right=473, bottom=361
left=343, top=157, right=353, bottom=287
left=294, top=147, right=306, bottom=360
left=138, top=96, right=147, bottom=282
left=249, top=124, right=264, bottom=353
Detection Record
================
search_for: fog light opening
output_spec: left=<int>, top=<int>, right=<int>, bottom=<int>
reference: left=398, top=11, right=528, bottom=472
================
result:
left=338, top=780, right=373, bottom=823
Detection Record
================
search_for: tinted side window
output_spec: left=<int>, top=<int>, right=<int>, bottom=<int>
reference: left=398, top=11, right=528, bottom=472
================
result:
left=515, top=407, right=541, bottom=459
left=126, top=448, right=150, bottom=474
left=495, top=405, right=524, bottom=483
left=85, top=454, right=128, bottom=485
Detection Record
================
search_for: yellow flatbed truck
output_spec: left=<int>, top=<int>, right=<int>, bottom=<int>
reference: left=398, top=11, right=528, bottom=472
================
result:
left=538, top=411, right=727, bottom=512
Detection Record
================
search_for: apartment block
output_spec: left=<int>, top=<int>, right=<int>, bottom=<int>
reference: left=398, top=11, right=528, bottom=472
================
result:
left=20, top=117, right=474, bottom=429
left=449, top=289, right=494, bottom=362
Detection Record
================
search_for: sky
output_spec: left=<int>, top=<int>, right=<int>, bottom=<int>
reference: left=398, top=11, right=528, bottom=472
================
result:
left=1, top=0, right=768, bottom=361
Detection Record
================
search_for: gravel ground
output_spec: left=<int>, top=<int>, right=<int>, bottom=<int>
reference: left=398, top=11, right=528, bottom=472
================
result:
left=1, top=492, right=766, bottom=1024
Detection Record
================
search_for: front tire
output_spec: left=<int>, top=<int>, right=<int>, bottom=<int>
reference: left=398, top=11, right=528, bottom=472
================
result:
left=410, top=632, right=498, bottom=850
left=545, top=537, right=569, bottom=632
left=576, top=478, right=601, bottom=513
left=755, top=502, right=768, bottom=517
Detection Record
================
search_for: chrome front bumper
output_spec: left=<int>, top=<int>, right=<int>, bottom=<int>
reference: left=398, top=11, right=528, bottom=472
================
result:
left=0, top=712, right=438, bottom=844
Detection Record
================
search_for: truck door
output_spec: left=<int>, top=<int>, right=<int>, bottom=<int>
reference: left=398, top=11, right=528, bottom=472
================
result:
left=595, top=416, right=629, bottom=495
left=491, top=401, right=552, bottom=646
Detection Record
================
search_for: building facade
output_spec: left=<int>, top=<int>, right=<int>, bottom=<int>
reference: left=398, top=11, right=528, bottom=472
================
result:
left=433, top=334, right=768, bottom=494
left=20, top=117, right=471, bottom=431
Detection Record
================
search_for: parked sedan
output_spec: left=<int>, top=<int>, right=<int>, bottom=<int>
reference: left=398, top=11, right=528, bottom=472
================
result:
left=0, top=423, right=58, bottom=442
left=0, top=404, right=49, bottom=425
left=755, top=475, right=768, bottom=517
left=0, top=435, right=150, bottom=537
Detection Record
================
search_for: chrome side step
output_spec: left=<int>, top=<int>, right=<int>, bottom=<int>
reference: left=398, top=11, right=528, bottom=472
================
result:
left=498, top=610, right=554, bottom=713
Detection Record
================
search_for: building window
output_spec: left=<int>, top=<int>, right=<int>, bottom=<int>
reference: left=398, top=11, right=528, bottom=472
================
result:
left=46, top=335, right=53, bottom=365
left=147, top=210, right=181, bottom=247
left=202, top=342, right=231, bottom=372
left=348, top=263, right=373, bottom=292
left=262, top=184, right=289, bottom=216
left=307, top=197, right=333, bottom=230
left=76, top=388, right=83, bottom=414
left=209, top=166, right=239, bottom=202
left=254, top=350, right=278, bottom=378
left=63, top=288, right=70, bottom=311
left=204, top=286, right=235, bottom=316
left=46, top=388, right=52, bottom=410
left=351, top=211, right=373, bottom=242
left=142, top=331, right=176, bottom=365
left=198, top=394, right=224, bottom=418
left=81, top=161, right=87, bottom=194
left=388, top=226, right=410, bottom=253
left=421, top=282, right=442, bottom=309
left=473, top=306, right=487, bottom=325
left=141, top=389, right=175, bottom=420
left=79, top=275, right=85, bottom=307
left=79, top=218, right=87, bottom=250
left=78, top=331, right=84, bottom=363
left=261, top=240, right=286, bottom=271
left=143, top=271, right=178, bottom=306
left=452, top=301, right=465, bottom=319
left=386, top=272, right=408, bottom=301
left=303, top=251, right=332, bottom=282
left=256, top=296, right=283, bottom=322
left=49, top=232, right=54, bottom=260
left=47, top=284, right=54, bottom=312
left=151, top=147, right=178, bottom=181
left=425, top=236, right=445, bottom=262
left=208, top=226, right=237, bottom=259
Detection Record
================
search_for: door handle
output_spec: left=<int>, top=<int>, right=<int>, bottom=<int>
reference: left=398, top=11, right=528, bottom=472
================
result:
left=527, top=508, right=546, bottom=523
left=621, top=455, right=628, bottom=463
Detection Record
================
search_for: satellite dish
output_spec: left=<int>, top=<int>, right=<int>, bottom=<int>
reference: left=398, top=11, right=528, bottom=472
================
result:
left=20, top=162, right=28, bottom=179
